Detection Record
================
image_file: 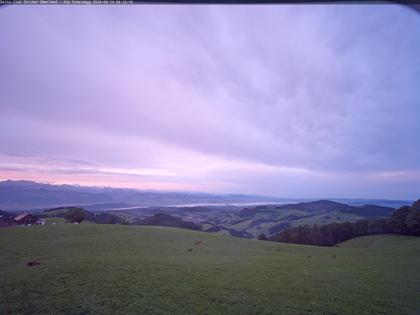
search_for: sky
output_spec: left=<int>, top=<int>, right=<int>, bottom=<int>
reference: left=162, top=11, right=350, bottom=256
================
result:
left=0, top=4, right=420, bottom=199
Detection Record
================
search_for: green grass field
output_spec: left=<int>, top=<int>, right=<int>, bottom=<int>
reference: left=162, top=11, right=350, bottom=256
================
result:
left=44, top=217, right=66, bottom=224
left=340, top=234, right=420, bottom=249
left=44, top=217, right=92, bottom=225
left=291, top=211, right=363, bottom=227
left=1, top=225, right=419, bottom=315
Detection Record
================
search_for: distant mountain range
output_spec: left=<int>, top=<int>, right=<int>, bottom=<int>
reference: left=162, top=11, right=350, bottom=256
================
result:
left=0, top=180, right=286, bottom=211
left=0, top=180, right=412, bottom=211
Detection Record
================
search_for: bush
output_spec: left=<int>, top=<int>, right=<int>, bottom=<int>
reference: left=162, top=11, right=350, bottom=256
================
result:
left=64, top=208, right=87, bottom=223
left=258, top=233, right=267, bottom=240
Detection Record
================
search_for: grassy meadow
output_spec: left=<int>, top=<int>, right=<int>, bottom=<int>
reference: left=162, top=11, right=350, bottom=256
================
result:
left=1, top=225, right=419, bottom=314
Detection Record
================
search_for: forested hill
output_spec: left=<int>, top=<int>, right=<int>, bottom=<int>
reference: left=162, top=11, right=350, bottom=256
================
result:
left=268, top=199, right=420, bottom=246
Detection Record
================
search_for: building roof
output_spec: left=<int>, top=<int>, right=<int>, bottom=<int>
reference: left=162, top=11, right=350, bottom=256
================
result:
left=14, top=212, right=31, bottom=221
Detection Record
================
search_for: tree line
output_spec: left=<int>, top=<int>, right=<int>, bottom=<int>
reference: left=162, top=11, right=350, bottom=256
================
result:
left=264, top=199, right=420, bottom=246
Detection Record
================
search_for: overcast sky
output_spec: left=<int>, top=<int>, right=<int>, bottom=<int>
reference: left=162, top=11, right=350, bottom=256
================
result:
left=0, top=5, right=419, bottom=199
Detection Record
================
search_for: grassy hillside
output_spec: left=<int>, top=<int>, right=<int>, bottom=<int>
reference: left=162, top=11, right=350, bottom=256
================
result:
left=1, top=225, right=419, bottom=314
left=41, top=207, right=70, bottom=217
left=197, top=201, right=394, bottom=238
left=340, top=234, right=420, bottom=249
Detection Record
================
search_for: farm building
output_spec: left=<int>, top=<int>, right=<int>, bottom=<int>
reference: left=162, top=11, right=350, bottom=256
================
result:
left=14, top=213, right=45, bottom=226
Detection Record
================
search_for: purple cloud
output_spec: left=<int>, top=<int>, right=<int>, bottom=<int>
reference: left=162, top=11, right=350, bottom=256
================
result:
left=0, top=5, right=419, bottom=199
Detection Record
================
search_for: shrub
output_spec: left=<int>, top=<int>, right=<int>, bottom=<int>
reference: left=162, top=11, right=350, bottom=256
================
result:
left=64, top=208, right=87, bottom=223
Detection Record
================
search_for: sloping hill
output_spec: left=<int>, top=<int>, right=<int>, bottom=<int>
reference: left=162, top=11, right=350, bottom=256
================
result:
left=342, top=205, right=394, bottom=218
left=277, top=199, right=352, bottom=212
left=340, top=234, right=420, bottom=249
left=139, top=213, right=200, bottom=230
left=1, top=224, right=419, bottom=314
left=206, top=200, right=395, bottom=238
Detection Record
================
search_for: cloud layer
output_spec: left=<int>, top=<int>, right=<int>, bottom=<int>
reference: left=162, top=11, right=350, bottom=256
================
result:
left=1, top=5, right=419, bottom=199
